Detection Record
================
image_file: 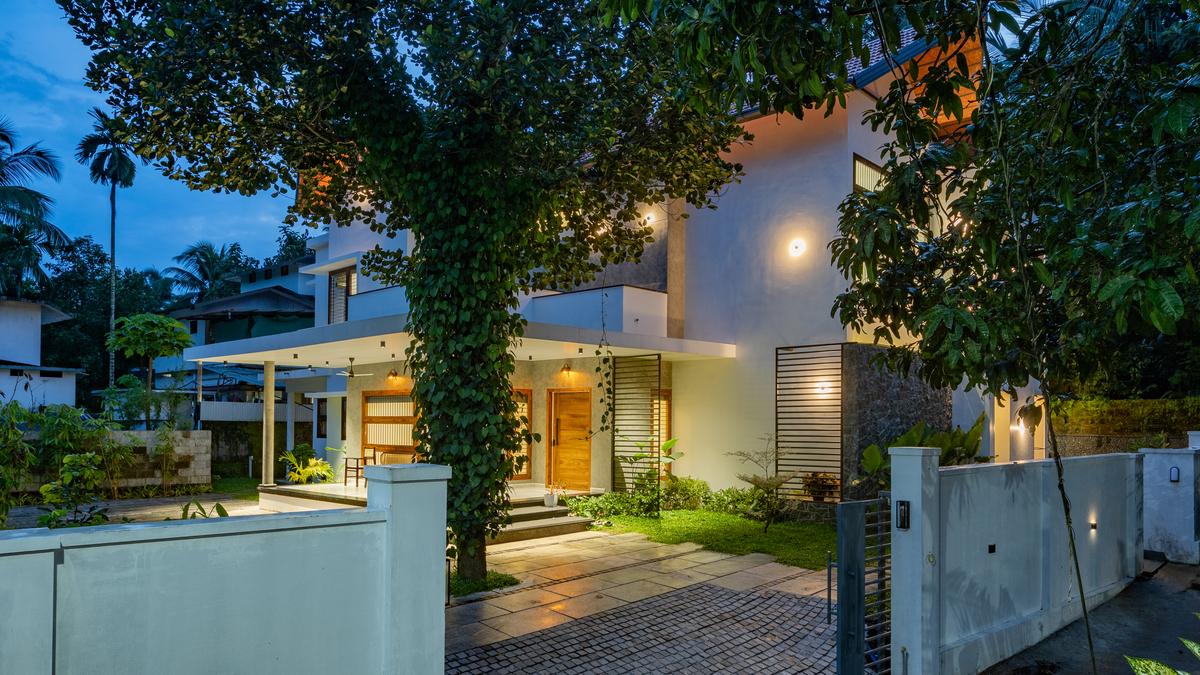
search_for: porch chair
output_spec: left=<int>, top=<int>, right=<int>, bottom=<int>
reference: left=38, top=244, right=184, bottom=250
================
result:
left=344, top=446, right=378, bottom=487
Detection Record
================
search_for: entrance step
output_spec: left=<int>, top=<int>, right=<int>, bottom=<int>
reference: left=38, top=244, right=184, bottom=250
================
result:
left=509, top=504, right=571, bottom=523
left=490, top=515, right=594, bottom=545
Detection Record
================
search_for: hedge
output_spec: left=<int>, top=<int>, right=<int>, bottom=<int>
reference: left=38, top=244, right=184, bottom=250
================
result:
left=1053, top=398, right=1200, bottom=435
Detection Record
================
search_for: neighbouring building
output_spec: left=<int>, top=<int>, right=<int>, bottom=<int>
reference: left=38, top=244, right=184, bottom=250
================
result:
left=0, top=299, right=80, bottom=410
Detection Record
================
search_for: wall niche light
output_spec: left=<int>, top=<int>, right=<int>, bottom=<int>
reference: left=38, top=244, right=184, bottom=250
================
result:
left=788, top=238, right=807, bottom=258
left=560, top=363, right=572, bottom=375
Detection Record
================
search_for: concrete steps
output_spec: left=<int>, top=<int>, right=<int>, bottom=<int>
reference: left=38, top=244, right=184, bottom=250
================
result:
left=491, top=515, right=594, bottom=545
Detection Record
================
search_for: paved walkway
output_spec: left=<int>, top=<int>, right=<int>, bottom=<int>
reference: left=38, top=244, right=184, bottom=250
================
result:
left=6, top=493, right=264, bottom=528
left=447, top=531, right=836, bottom=673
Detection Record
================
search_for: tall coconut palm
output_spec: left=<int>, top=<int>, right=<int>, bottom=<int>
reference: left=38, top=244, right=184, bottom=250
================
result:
left=0, top=117, right=65, bottom=298
left=76, top=107, right=140, bottom=388
left=166, top=241, right=253, bottom=303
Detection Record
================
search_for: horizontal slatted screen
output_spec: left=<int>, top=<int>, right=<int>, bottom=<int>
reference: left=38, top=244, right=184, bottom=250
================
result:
left=611, top=354, right=661, bottom=493
left=776, top=344, right=843, bottom=501
left=362, top=391, right=417, bottom=461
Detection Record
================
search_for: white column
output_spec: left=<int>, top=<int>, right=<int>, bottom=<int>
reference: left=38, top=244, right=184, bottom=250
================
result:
left=261, top=361, right=276, bottom=487
left=366, top=463, right=450, bottom=674
left=285, top=391, right=296, bottom=452
left=1140, top=442, right=1200, bottom=564
left=890, top=446, right=941, bottom=675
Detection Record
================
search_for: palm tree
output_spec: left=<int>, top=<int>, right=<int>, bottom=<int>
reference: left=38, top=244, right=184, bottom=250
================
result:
left=76, top=107, right=140, bottom=388
left=0, top=117, right=65, bottom=298
left=166, top=241, right=251, bottom=303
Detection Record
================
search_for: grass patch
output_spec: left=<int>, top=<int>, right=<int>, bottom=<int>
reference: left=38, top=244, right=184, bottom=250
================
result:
left=607, top=510, right=836, bottom=569
left=211, top=476, right=260, bottom=501
left=450, top=570, right=520, bottom=597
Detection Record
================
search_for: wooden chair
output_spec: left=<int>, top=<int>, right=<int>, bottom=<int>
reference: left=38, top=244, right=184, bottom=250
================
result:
left=344, top=447, right=377, bottom=487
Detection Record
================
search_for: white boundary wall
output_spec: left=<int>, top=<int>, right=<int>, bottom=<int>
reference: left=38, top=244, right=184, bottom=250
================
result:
left=0, top=463, right=449, bottom=675
left=890, top=448, right=1142, bottom=674
left=1140, top=433, right=1200, bottom=564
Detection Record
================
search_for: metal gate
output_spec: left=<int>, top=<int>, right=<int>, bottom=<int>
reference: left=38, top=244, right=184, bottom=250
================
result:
left=836, top=494, right=892, bottom=675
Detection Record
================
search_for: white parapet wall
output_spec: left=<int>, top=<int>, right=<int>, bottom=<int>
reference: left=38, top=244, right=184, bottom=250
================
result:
left=890, top=449, right=1143, bottom=675
left=0, top=463, right=449, bottom=675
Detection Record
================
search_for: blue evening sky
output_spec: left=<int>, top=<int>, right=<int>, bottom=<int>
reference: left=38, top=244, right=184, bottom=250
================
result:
left=1, top=3, right=293, bottom=271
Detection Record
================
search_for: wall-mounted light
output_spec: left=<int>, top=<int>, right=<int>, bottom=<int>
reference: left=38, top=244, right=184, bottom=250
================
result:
left=1170, top=466, right=1181, bottom=483
left=561, top=363, right=572, bottom=375
left=788, top=238, right=807, bottom=258
left=1089, top=521, right=1098, bottom=531
left=387, top=369, right=400, bottom=380
left=816, top=382, right=832, bottom=394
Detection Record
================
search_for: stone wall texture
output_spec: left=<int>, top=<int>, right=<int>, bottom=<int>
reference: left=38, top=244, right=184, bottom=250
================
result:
left=118, top=430, right=211, bottom=487
left=1058, top=432, right=1186, bottom=457
left=206, top=421, right=312, bottom=460
left=840, top=343, right=952, bottom=498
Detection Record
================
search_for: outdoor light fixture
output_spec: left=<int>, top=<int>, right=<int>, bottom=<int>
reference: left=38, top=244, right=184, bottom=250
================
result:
left=788, top=238, right=807, bottom=257
left=292, top=353, right=298, bottom=359
left=561, top=363, right=572, bottom=375
left=387, top=369, right=400, bottom=380
left=380, top=341, right=386, bottom=347
left=1090, top=521, right=1098, bottom=531
left=816, top=382, right=832, bottom=394
left=578, top=347, right=584, bottom=354
left=1171, top=466, right=1181, bottom=483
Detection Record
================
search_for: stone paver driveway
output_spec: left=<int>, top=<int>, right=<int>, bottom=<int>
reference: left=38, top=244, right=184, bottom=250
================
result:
left=447, top=531, right=836, bottom=673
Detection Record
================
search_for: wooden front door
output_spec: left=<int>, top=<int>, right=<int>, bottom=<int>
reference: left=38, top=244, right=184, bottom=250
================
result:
left=549, top=390, right=591, bottom=491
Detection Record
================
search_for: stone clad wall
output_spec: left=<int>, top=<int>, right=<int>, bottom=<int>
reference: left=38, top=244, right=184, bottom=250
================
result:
left=840, top=343, right=952, bottom=498
left=118, top=430, right=211, bottom=487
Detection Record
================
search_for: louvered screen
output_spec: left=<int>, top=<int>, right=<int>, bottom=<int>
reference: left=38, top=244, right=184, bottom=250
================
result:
left=611, top=354, right=661, bottom=493
left=776, top=344, right=843, bottom=501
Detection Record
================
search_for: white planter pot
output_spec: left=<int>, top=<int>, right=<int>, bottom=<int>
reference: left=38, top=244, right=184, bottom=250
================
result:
left=543, top=493, right=558, bottom=507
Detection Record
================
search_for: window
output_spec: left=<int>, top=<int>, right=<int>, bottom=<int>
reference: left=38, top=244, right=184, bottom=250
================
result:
left=512, top=389, right=533, bottom=480
left=189, top=320, right=198, bottom=334
left=853, top=154, right=884, bottom=193
left=317, top=399, right=328, bottom=438
left=9, top=369, right=24, bottom=377
left=41, top=371, right=63, bottom=379
left=281, top=265, right=290, bottom=277
left=328, top=266, right=357, bottom=324
left=361, top=390, right=417, bottom=463
left=249, top=271, right=257, bottom=283
left=264, top=268, right=273, bottom=280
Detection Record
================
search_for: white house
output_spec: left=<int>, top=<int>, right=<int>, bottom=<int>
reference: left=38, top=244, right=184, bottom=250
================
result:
left=0, top=299, right=79, bottom=409
left=184, top=39, right=1035, bottom=516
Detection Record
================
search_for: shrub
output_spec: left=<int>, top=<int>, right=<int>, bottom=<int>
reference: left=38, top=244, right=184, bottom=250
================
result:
left=38, top=452, right=109, bottom=528
left=702, top=487, right=757, bottom=516
left=0, top=401, right=33, bottom=527
left=858, top=414, right=987, bottom=492
left=661, top=475, right=710, bottom=510
left=280, top=449, right=334, bottom=484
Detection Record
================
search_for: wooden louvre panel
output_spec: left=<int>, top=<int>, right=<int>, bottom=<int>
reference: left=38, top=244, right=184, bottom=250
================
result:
left=361, top=390, right=416, bottom=464
left=512, top=389, right=532, bottom=480
left=611, top=354, right=662, bottom=493
left=776, top=344, right=843, bottom=501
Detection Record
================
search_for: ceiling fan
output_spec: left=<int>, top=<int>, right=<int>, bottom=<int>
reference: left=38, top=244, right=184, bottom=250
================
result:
left=336, top=357, right=373, bottom=378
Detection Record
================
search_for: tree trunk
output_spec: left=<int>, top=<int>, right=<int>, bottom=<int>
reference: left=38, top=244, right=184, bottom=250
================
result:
left=456, top=531, right=487, bottom=582
left=145, top=357, right=153, bottom=429
left=108, top=181, right=117, bottom=389
left=1041, top=386, right=1097, bottom=675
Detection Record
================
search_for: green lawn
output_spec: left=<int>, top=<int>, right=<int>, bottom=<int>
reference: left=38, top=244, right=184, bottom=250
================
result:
left=211, top=476, right=260, bottom=501
left=607, top=510, right=836, bottom=569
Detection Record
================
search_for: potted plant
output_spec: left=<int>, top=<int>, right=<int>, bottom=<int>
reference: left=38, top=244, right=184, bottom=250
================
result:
left=801, top=472, right=838, bottom=502
left=544, top=484, right=564, bottom=507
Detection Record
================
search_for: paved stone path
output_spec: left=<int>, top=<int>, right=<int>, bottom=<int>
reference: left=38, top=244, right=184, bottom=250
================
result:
left=447, top=531, right=837, bottom=673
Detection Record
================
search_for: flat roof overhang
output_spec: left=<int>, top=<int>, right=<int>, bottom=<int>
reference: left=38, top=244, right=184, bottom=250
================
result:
left=183, top=313, right=735, bottom=368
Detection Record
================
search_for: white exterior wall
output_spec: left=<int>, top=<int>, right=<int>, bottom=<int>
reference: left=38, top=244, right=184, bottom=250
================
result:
left=890, top=450, right=1143, bottom=674
left=0, top=300, right=43, bottom=366
left=0, top=372, right=76, bottom=408
left=520, top=286, right=667, bottom=337
left=0, top=463, right=449, bottom=675
left=673, top=97, right=884, bottom=489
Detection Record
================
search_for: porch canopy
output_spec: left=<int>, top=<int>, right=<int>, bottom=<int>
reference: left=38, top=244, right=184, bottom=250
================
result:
left=183, top=312, right=735, bottom=487
left=183, top=313, right=735, bottom=369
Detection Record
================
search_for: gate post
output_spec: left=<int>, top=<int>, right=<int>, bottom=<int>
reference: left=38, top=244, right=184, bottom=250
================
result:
left=890, top=447, right=941, bottom=675
left=835, top=501, right=866, bottom=674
